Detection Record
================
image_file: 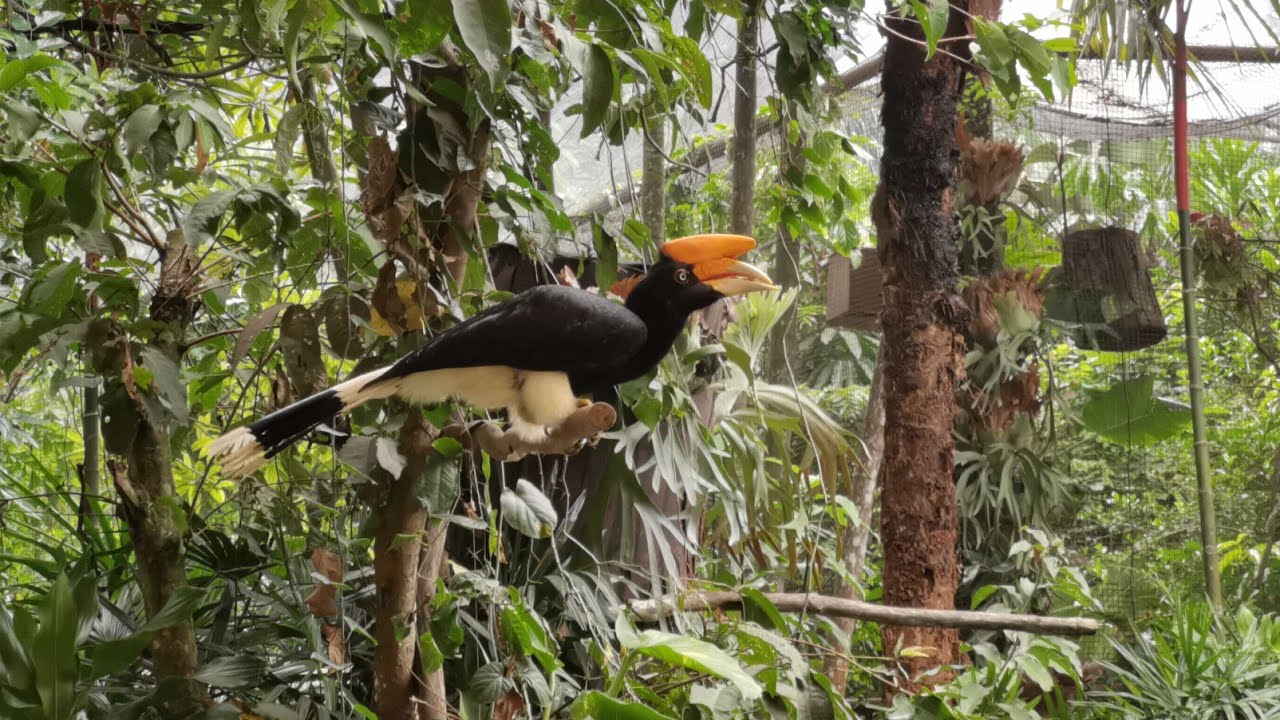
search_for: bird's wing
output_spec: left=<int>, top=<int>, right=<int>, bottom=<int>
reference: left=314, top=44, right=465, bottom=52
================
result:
left=376, top=285, right=648, bottom=382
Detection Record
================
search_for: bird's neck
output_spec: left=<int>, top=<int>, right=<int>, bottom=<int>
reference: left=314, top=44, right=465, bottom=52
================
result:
left=620, top=285, right=690, bottom=381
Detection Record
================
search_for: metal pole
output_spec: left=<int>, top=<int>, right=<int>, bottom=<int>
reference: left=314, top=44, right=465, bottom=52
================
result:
left=1174, top=0, right=1224, bottom=611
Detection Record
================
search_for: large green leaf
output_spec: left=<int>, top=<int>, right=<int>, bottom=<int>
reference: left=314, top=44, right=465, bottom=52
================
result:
left=65, top=159, right=104, bottom=230
left=500, top=479, right=558, bottom=539
left=0, top=606, right=33, bottom=691
left=91, top=585, right=204, bottom=678
left=1081, top=376, right=1192, bottom=446
left=615, top=615, right=762, bottom=701
left=571, top=691, right=678, bottom=720
left=32, top=575, right=78, bottom=720
left=451, top=0, right=512, bottom=81
left=580, top=44, right=615, bottom=138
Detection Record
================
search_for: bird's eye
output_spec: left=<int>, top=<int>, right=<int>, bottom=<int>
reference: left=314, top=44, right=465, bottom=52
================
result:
left=675, top=268, right=691, bottom=284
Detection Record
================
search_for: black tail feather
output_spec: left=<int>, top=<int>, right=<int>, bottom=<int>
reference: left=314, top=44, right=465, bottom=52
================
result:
left=250, top=389, right=345, bottom=460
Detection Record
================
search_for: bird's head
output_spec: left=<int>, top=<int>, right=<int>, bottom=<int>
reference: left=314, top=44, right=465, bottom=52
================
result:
left=615, top=234, right=778, bottom=314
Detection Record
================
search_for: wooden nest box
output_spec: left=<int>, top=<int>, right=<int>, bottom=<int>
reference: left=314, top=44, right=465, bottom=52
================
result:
left=1045, top=226, right=1167, bottom=351
left=826, top=249, right=882, bottom=332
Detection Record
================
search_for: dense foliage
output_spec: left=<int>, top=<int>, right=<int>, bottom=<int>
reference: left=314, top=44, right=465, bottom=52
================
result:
left=1, top=0, right=1278, bottom=719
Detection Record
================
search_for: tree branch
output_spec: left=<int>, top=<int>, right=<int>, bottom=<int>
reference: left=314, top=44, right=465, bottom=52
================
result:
left=625, top=591, right=1101, bottom=636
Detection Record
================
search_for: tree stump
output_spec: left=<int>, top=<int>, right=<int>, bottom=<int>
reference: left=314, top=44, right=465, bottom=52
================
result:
left=1048, top=226, right=1167, bottom=351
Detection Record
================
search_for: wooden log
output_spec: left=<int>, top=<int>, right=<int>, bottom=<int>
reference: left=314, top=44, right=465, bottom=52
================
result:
left=625, top=591, right=1101, bottom=636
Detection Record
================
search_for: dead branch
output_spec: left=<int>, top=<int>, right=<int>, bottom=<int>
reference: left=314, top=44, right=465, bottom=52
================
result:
left=444, top=402, right=617, bottom=462
left=625, top=591, right=1101, bottom=636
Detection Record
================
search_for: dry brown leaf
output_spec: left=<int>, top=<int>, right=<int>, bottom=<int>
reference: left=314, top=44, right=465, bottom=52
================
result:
left=492, top=689, right=526, bottom=720
left=121, top=345, right=138, bottom=399
left=557, top=265, right=581, bottom=288
left=305, top=549, right=343, bottom=619
left=959, top=139, right=1025, bottom=205
left=322, top=623, right=346, bottom=665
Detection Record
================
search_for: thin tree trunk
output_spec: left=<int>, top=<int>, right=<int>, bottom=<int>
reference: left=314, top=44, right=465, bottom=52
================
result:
left=369, top=56, right=488, bottom=718
left=823, top=354, right=886, bottom=691
left=766, top=106, right=805, bottom=381
left=113, top=236, right=201, bottom=717
left=730, top=0, right=760, bottom=237
left=642, top=114, right=667, bottom=244
left=373, top=411, right=432, bottom=720
left=874, top=0, right=971, bottom=695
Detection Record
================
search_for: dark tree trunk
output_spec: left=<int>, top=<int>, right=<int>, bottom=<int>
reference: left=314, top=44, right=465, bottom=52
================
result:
left=873, top=0, right=971, bottom=693
left=730, top=0, right=760, bottom=236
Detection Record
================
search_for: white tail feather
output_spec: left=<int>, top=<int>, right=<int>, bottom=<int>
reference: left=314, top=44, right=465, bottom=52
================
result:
left=334, top=368, right=399, bottom=410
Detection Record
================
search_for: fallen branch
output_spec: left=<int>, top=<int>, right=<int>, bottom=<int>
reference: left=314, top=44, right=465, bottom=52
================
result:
left=625, top=591, right=1101, bottom=636
left=444, top=402, right=617, bottom=462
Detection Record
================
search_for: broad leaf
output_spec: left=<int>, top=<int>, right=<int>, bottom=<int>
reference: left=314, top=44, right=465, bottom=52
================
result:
left=580, top=44, right=615, bottom=137
left=452, top=0, right=512, bottom=81
left=500, top=479, right=558, bottom=539
left=571, top=691, right=677, bottom=720
left=1081, top=376, right=1192, bottom=445
left=33, top=575, right=78, bottom=720
left=615, top=615, right=762, bottom=701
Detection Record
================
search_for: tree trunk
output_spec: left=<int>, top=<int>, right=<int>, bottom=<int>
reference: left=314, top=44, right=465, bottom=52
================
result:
left=822, top=354, right=886, bottom=692
left=373, top=411, right=432, bottom=720
left=730, top=0, right=760, bottom=237
left=874, top=0, right=971, bottom=694
left=369, top=56, right=489, bottom=718
left=641, top=114, right=667, bottom=244
left=113, top=236, right=201, bottom=717
left=766, top=106, right=805, bottom=381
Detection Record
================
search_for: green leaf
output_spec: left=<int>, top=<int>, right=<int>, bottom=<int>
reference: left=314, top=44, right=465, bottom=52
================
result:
left=1041, top=37, right=1076, bottom=53
left=138, top=347, right=189, bottom=427
left=469, top=661, right=513, bottom=703
left=123, top=105, right=165, bottom=157
left=91, top=585, right=204, bottom=678
left=23, top=261, right=81, bottom=319
left=581, top=44, right=615, bottom=138
left=421, top=452, right=461, bottom=516
left=419, top=630, right=445, bottom=674
left=615, top=615, right=762, bottom=701
left=2, top=100, right=41, bottom=143
left=194, top=655, right=266, bottom=689
left=0, top=54, right=60, bottom=92
left=0, top=606, right=33, bottom=691
left=183, top=189, right=238, bottom=244
left=399, top=0, right=454, bottom=54
left=1081, top=376, right=1192, bottom=445
left=33, top=575, right=78, bottom=720
left=974, top=19, right=1014, bottom=65
left=65, top=159, right=104, bottom=230
left=274, top=104, right=307, bottom=174
left=911, top=0, right=949, bottom=58
left=739, top=588, right=788, bottom=632
left=500, top=593, right=559, bottom=673
left=571, top=691, right=677, bottom=720
left=500, top=479, right=558, bottom=539
left=452, top=0, right=512, bottom=82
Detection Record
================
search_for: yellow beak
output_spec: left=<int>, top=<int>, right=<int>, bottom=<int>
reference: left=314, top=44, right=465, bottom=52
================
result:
left=660, top=233, right=779, bottom=296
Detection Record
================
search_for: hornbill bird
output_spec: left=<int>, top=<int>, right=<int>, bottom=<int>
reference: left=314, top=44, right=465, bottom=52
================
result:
left=207, top=234, right=776, bottom=476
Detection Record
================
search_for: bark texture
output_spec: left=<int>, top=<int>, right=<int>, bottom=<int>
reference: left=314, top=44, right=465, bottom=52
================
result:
left=766, top=107, right=805, bottom=382
left=641, top=114, right=667, bottom=244
left=730, top=0, right=760, bottom=236
left=113, top=236, right=201, bottom=717
left=874, top=0, right=971, bottom=693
